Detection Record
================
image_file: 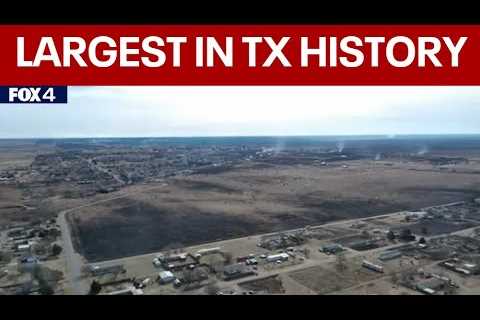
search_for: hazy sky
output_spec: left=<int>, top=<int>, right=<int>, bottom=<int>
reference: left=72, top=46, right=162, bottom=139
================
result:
left=1, top=86, right=479, bottom=138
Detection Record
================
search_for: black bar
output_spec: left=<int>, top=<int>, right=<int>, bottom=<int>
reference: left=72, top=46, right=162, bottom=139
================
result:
left=1, top=1, right=479, bottom=24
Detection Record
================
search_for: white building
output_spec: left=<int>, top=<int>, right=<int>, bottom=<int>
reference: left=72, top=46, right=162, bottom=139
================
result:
left=404, top=211, right=427, bottom=220
left=266, top=253, right=289, bottom=263
left=107, top=287, right=144, bottom=295
left=158, top=271, right=175, bottom=284
left=17, top=244, right=31, bottom=252
left=362, top=260, right=384, bottom=273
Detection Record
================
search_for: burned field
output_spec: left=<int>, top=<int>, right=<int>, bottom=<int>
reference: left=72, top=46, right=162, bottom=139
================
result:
left=70, top=159, right=480, bottom=261
left=392, top=220, right=479, bottom=237
left=395, top=235, right=480, bottom=262
left=392, top=202, right=480, bottom=237
left=69, top=198, right=270, bottom=262
left=2, top=136, right=480, bottom=263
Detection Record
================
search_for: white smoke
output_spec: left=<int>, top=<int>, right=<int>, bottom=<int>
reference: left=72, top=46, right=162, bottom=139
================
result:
left=336, top=141, right=345, bottom=153
left=274, top=139, right=286, bottom=156
left=417, top=146, right=429, bottom=156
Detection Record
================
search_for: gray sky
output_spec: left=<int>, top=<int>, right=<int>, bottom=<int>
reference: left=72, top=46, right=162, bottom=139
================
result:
left=1, top=86, right=479, bottom=138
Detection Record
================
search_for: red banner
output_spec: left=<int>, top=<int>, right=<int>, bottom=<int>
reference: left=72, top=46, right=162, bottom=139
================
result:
left=0, top=25, right=479, bottom=85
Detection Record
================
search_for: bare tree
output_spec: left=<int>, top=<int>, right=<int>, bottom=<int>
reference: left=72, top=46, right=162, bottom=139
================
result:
left=206, top=254, right=224, bottom=273
left=32, top=242, right=48, bottom=256
left=303, top=247, right=310, bottom=259
left=387, top=230, right=396, bottom=241
left=421, top=226, right=428, bottom=235
left=335, top=252, right=348, bottom=272
left=89, top=280, right=102, bottom=295
left=222, top=252, right=233, bottom=264
left=399, top=271, right=414, bottom=289
left=443, top=284, right=456, bottom=295
left=32, top=265, right=54, bottom=295
left=204, top=281, right=220, bottom=295
left=390, top=271, right=399, bottom=285
left=182, top=269, right=195, bottom=284
left=0, top=251, right=12, bottom=264
left=51, top=244, right=62, bottom=256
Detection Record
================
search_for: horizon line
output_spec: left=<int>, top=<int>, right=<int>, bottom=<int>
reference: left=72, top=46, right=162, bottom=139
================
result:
left=1, top=133, right=480, bottom=140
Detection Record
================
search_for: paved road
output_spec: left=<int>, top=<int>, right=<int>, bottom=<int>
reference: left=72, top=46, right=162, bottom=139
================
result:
left=57, top=211, right=88, bottom=295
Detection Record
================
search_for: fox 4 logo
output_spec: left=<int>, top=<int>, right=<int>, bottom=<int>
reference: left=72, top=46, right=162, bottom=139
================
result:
left=0, top=86, right=68, bottom=104
left=9, top=87, right=55, bottom=102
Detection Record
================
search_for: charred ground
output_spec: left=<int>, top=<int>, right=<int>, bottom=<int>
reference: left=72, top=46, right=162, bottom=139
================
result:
left=2, top=135, right=480, bottom=262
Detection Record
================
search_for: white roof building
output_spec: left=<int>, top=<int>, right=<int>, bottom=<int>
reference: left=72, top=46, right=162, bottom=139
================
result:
left=159, top=271, right=175, bottom=283
left=266, top=253, right=289, bottom=262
